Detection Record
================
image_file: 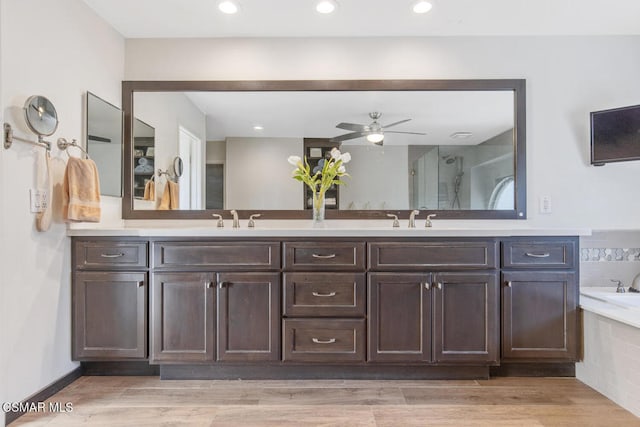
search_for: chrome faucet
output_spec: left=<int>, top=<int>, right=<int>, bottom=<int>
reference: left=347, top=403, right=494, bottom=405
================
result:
left=386, top=213, right=400, bottom=228
left=212, top=213, right=224, bottom=228
left=612, top=279, right=626, bottom=293
left=425, top=214, right=436, bottom=228
left=230, top=209, right=240, bottom=228
left=248, top=214, right=261, bottom=228
left=630, top=273, right=640, bottom=293
left=408, top=210, right=419, bottom=228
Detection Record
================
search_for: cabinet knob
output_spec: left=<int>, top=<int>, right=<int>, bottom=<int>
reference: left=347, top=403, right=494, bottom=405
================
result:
left=423, top=282, right=431, bottom=290
left=436, top=282, right=443, bottom=290
left=205, top=281, right=214, bottom=289
left=506, top=281, right=513, bottom=288
left=219, top=281, right=228, bottom=289
left=137, top=281, right=144, bottom=288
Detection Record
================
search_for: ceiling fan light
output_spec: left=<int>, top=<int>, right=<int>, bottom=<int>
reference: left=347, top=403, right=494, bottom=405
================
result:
left=316, top=0, right=338, bottom=14
left=218, top=1, right=239, bottom=14
left=412, top=1, right=433, bottom=14
left=367, top=133, right=384, bottom=144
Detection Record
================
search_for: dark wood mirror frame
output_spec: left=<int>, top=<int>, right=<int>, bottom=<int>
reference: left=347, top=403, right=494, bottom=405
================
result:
left=122, top=79, right=526, bottom=220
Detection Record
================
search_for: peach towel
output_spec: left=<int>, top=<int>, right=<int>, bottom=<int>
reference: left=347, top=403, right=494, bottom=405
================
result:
left=63, top=157, right=101, bottom=222
left=158, top=180, right=179, bottom=210
left=143, top=179, right=155, bottom=201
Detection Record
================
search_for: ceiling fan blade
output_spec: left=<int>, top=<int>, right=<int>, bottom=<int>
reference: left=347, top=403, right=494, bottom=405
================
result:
left=330, top=131, right=368, bottom=142
left=382, top=118, right=411, bottom=129
left=336, top=122, right=367, bottom=132
left=385, top=131, right=427, bottom=136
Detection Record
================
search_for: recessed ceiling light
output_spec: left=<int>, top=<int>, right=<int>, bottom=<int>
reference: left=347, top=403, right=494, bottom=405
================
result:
left=218, top=1, right=240, bottom=14
left=253, top=125, right=264, bottom=131
left=316, top=0, right=338, bottom=14
left=450, top=131, right=473, bottom=139
left=412, top=1, right=433, bottom=14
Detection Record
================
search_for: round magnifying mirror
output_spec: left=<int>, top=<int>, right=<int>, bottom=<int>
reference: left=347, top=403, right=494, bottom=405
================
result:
left=23, top=95, right=59, bottom=137
left=172, top=156, right=184, bottom=178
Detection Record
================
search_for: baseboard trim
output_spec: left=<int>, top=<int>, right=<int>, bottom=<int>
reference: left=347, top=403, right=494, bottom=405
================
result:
left=5, top=366, right=82, bottom=426
left=160, top=364, right=490, bottom=380
left=490, top=363, right=575, bottom=377
left=81, top=361, right=159, bottom=376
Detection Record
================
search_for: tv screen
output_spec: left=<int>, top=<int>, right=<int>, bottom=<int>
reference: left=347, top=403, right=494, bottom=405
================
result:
left=591, top=104, right=640, bottom=165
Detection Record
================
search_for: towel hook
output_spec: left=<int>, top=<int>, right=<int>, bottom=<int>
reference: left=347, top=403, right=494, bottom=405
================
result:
left=57, top=138, right=90, bottom=159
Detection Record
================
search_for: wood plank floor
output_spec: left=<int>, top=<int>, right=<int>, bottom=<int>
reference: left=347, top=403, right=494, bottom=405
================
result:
left=11, top=376, right=640, bottom=426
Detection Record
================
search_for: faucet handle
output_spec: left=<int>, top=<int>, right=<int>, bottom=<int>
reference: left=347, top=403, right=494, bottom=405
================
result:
left=248, top=214, right=261, bottom=228
left=611, top=279, right=626, bottom=293
left=425, top=214, right=437, bottom=228
left=386, top=213, right=400, bottom=228
left=212, top=213, right=224, bottom=228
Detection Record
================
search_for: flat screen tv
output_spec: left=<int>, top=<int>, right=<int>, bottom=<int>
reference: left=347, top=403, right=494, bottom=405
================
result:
left=591, top=104, right=640, bottom=165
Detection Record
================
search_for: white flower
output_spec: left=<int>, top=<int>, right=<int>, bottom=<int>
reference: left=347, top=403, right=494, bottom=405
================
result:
left=340, top=152, right=351, bottom=164
left=330, top=148, right=341, bottom=159
left=287, top=155, right=302, bottom=166
left=338, top=165, right=346, bottom=173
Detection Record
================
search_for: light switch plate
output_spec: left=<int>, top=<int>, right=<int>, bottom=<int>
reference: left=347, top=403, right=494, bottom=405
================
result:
left=539, top=195, right=552, bottom=214
left=30, top=189, right=48, bottom=213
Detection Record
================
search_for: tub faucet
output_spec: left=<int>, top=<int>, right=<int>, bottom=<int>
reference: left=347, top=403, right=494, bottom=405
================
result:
left=230, top=209, right=240, bottom=228
left=408, top=210, right=419, bottom=228
left=630, top=273, right=640, bottom=293
left=612, top=279, right=626, bottom=293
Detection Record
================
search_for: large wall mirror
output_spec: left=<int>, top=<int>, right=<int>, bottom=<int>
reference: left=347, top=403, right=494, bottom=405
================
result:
left=122, top=80, right=526, bottom=220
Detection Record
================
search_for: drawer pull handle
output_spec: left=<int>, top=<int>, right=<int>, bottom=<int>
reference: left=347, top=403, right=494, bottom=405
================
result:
left=312, top=291, right=336, bottom=297
left=312, top=338, right=336, bottom=344
left=525, top=252, right=551, bottom=258
left=312, top=253, right=337, bottom=259
left=100, top=253, right=124, bottom=258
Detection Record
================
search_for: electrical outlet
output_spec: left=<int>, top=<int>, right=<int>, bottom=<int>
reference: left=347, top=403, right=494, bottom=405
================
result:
left=539, top=195, right=552, bottom=214
left=30, top=189, right=48, bottom=213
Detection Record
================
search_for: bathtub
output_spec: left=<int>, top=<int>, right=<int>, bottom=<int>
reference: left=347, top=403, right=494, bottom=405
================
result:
left=577, top=287, right=640, bottom=417
left=580, top=287, right=640, bottom=328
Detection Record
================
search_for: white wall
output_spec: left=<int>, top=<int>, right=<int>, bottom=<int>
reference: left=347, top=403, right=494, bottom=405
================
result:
left=125, top=36, right=640, bottom=228
left=225, top=137, right=301, bottom=210
left=0, top=0, right=124, bottom=417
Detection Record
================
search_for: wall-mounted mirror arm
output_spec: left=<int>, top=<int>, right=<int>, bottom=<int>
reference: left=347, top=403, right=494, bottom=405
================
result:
left=3, top=122, right=52, bottom=151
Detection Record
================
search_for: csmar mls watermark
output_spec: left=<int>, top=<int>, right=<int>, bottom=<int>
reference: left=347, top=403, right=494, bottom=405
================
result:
left=2, top=401, right=73, bottom=414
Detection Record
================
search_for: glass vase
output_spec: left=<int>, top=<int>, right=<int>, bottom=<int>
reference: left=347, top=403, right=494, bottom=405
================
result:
left=312, top=191, right=325, bottom=222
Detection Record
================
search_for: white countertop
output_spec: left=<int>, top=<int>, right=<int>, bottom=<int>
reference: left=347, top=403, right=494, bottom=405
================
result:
left=67, top=220, right=591, bottom=238
left=580, top=287, right=640, bottom=329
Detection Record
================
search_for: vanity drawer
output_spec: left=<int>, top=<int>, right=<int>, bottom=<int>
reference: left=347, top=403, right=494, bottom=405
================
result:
left=283, top=318, right=366, bottom=363
left=283, top=242, right=365, bottom=271
left=153, top=241, right=280, bottom=270
left=74, top=240, right=148, bottom=270
left=502, top=238, right=576, bottom=269
left=369, top=240, right=497, bottom=271
left=283, top=273, right=366, bottom=317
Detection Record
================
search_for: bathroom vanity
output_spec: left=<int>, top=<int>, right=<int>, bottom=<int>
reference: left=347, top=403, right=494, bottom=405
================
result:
left=70, top=227, right=580, bottom=379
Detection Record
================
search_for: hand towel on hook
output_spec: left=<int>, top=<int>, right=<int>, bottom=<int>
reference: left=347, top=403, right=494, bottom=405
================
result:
left=62, top=156, right=101, bottom=222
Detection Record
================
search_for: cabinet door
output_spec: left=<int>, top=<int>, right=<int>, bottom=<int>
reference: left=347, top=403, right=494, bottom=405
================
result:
left=502, top=271, right=577, bottom=361
left=432, top=272, right=499, bottom=364
left=368, top=273, right=432, bottom=362
left=73, top=272, right=147, bottom=360
left=217, top=272, right=281, bottom=361
left=151, top=272, right=215, bottom=363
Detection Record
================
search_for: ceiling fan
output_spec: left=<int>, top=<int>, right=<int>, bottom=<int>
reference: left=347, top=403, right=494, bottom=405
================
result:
left=330, top=112, right=426, bottom=145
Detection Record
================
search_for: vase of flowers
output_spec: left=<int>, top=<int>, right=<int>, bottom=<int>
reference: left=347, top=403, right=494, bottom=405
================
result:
left=288, top=148, right=351, bottom=222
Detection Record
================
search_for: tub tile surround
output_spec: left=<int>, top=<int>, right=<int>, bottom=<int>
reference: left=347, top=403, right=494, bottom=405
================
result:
left=578, top=230, right=640, bottom=418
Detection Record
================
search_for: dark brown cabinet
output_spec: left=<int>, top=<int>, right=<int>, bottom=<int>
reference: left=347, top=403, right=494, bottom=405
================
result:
left=501, top=270, right=577, bottom=361
left=73, top=271, right=147, bottom=360
left=151, top=272, right=216, bottom=363
left=368, top=272, right=499, bottom=364
left=217, top=272, right=281, bottom=362
left=368, top=273, right=432, bottom=362
left=432, top=272, right=499, bottom=364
